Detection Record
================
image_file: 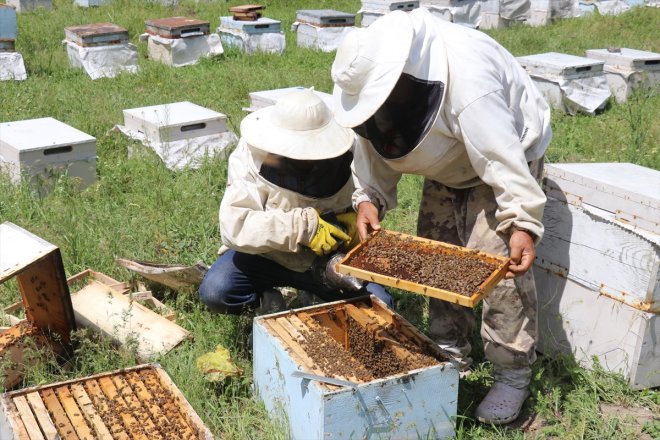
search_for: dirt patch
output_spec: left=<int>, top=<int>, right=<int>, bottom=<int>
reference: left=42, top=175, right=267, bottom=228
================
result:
left=600, top=403, right=658, bottom=440
left=300, top=317, right=439, bottom=381
left=345, top=232, right=498, bottom=296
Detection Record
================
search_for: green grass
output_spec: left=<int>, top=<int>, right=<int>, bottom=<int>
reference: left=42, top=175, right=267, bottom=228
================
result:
left=1, top=1, right=659, bottom=438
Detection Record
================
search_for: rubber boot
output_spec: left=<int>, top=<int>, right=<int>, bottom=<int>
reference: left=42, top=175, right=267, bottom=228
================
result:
left=258, top=288, right=287, bottom=315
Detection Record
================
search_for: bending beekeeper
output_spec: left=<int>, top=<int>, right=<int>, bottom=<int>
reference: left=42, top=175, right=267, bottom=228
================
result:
left=199, top=89, right=393, bottom=315
left=331, top=9, right=551, bottom=424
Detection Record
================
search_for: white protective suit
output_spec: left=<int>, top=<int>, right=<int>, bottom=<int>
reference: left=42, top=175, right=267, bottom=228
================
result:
left=351, top=9, right=552, bottom=242
left=219, top=140, right=355, bottom=272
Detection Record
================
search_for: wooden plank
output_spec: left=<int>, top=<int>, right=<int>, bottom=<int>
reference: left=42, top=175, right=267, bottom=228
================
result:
left=16, top=250, right=76, bottom=343
left=55, top=385, right=95, bottom=440
left=337, top=229, right=509, bottom=308
left=139, top=370, right=196, bottom=440
left=264, top=320, right=318, bottom=374
left=70, top=280, right=189, bottom=360
left=84, top=379, right=130, bottom=440
left=13, top=395, right=46, bottom=440
left=2, top=397, right=32, bottom=440
left=39, top=388, right=79, bottom=440
left=151, top=367, right=215, bottom=440
left=98, top=376, right=149, bottom=440
left=125, top=371, right=171, bottom=429
left=25, top=392, right=59, bottom=440
left=112, top=375, right=164, bottom=440
left=70, top=383, right=113, bottom=440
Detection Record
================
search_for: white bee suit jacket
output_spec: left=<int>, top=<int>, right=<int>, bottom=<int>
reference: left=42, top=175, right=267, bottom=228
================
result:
left=351, top=9, right=552, bottom=242
left=219, top=140, right=355, bottom=272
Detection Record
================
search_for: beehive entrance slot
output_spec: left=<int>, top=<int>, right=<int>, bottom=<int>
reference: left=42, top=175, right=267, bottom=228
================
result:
left=180, top=28, right=201, bottom=36
left=255, top=24, right=270, bottom=29
left=576, top=66, right=592, bottom=72
left=44, top=146, right=73, bottom=155
left=644, top=60, right=659, bottom=65
left=180, top=122, right=206, bottom=132
left=328, top=18, right=348, bottom=24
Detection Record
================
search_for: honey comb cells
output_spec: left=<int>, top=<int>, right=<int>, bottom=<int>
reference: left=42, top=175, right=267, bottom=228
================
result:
left=345, top=231, right=498, bottom=296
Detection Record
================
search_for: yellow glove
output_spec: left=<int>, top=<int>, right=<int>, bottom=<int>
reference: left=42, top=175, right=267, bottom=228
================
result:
left=309, top=214, right=351, bottom=256
left=336, top=212, right=360, bottom=250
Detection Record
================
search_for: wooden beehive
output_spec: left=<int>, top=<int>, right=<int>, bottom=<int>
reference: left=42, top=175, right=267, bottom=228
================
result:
left=338, top=229, right=510, bottom=308
left=0, top=222, right=76, bottom=390
left=254, top=296, right=458, bottom=439
left=64, top=23, right=128, bottom=47
left=0, top=363, right=213, bottom=439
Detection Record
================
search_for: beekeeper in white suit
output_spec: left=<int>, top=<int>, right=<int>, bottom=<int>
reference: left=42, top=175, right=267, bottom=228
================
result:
left=199, top=89, right=393, bottom=315
left=331, top=9, right=551, bottom=424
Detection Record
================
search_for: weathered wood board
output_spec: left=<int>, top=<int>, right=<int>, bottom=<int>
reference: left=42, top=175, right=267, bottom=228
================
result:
left=70, top=279, right=189, bottom=360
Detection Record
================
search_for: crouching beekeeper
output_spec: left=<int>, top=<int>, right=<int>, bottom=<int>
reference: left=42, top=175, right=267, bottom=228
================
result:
left=330, top=9, right=551, bottom=424
left=199, top=89, right=393, bottom=315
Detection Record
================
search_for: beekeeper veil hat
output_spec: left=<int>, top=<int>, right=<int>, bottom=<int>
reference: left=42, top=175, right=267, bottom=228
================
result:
left=331, top=9, right=448, bottom=129
left=241, top=88, right=355, bottom=160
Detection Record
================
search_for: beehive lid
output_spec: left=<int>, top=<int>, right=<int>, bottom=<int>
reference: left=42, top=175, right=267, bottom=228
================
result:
left=123, top=101, right=226, bottom=127
left=64, top=22, right=128, bottom=46
left=545, top=163, right=660, bottom=235
left=585, top=48, right=660, bottom=71
left=296, top=9, right=355, bottom=26
left=0, top=222, right=56, bottom=281
left=0, top=118, right=96, bottom=153
left=517, top=52, right=604, bottom=78
left=145, top=17, right=210, bottom=38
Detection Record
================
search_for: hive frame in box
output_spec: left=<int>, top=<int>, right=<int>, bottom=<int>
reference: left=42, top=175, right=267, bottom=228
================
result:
left=0, top=363, right=213, bottom=439
left=253, top=295, right=458, bottom=439
left=337, top=229, right=510, bottom=308
left=0, top=222, right=76, bottom=390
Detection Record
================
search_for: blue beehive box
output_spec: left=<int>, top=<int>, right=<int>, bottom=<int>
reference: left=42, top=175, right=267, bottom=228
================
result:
left=253, top=296, right=458, bottom=439
left=0, top=5, right=17, bottom=41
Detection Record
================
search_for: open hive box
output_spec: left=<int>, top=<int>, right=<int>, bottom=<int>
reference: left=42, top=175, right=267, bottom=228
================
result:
left=0, top=222, right=76, bottom=390
left=338, top=230, right=510, bottom=308
left=253, top=296, right=458, bottom=439
left=0, top=363, right=213, bottom=439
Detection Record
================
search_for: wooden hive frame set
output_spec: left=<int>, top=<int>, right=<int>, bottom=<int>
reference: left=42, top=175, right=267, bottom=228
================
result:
left=337, top=229, right=510, bottom=308
left=259, top=296, right=448, bottom=385
left=0, top=363, right=213, bottom=440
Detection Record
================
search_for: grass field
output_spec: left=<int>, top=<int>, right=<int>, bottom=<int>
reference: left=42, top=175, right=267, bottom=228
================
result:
left=1, top=0, right=659, bottom=438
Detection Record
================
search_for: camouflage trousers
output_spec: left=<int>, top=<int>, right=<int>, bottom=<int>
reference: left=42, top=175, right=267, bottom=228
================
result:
left=417, top=159, right=544, bottom=389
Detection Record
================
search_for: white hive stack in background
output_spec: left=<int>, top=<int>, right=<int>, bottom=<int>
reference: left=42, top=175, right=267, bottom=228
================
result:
left=218, top=17, right=285, bottom=54
left=421, top=0, right=483, bottom=28
left=517, top=52, right=611, bottom=115
left=294, top=9, right=355, bottom=52
left=118, top=101, right=238, bottom=170
left=0, top=5, right=26, bottom=81
left=144, top=17, right=223, bottom=67
left=359, top=0, right=420, bottom=27
left=73, top=0, right=109, bottom=7
left=63, top=23, right=139, bottom=80
left=244, top=87, right=334, bottom=112
left=0, top=118, right=97, bottom=194
left=585, top=48, right=660, bottom=103
left=6, top=0, right=50, bottom=13
left=534, top=163, right=660, bottom=390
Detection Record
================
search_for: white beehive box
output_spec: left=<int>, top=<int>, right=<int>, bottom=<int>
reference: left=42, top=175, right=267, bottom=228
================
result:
left=534, top=162, right=660, bottom=389
left=245, top=86, right=334, bottom=112
left=217, top=16, right=284, bottom=55
left=253, top=296, right=458, bottom=439
left=295, top=10, right=355, bottom=52
left=517, top=52, right=610, bottom=114
left=0, top=5, right=17, bottom=41
left=5, top=0, right=51, bottom=13
left=360, top=0, right=419, bottom=26
left=123, top=101, right=229, bottom=144
left=585, top=48, right=660, bottom=103
left=0, top=118, right=96, bottom=191
left=73, top=0, right=109, bottom=7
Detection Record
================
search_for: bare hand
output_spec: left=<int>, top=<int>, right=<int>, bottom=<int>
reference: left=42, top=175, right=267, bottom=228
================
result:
left=356, top=201, right=381, bottom=241
left=506, top=230, right=536, bottom=279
